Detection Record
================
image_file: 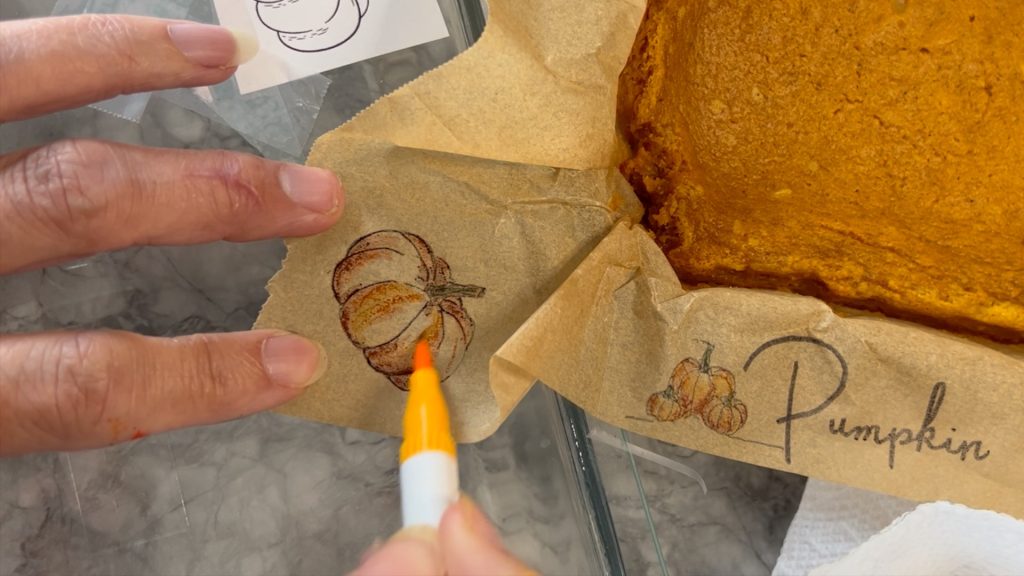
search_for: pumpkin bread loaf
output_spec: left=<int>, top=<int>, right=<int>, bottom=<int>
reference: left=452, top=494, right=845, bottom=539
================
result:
left=619, top=0, right=1024, bottom=342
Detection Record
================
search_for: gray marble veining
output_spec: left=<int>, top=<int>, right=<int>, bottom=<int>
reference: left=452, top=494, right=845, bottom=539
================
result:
left=0, top=392, right=597, bottom=575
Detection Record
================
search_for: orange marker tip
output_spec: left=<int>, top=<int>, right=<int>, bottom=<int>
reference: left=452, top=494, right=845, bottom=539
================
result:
left=413, top=340, right=433, bottom=371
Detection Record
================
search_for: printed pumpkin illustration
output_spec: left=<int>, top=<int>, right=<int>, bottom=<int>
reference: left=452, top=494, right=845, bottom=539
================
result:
left=255, top=0, right=369, bottom=53
left=670, top=342, right=736, bottom=417
left=701, top=394, right=748, bottom=436
left=332, top=230, right=485, bottom=391
left=646, top=386, right=686, bottom=422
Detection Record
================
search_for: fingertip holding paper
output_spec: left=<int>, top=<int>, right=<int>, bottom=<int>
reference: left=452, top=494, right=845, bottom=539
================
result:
left=213, top=0, right=452, bottom=94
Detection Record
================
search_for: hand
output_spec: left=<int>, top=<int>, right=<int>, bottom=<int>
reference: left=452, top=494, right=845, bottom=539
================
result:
left=0, top=15, right=344, bottom=456
left=354, top=498, right=536, bottom=576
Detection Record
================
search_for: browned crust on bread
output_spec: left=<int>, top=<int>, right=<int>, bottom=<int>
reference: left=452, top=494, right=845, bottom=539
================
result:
left=619, top=0, right=1024, bottom=343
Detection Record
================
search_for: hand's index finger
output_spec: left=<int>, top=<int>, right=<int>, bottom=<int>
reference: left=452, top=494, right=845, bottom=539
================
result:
left=0, top=15, right=257, bottom=122
left=0, top=140, right=344, bottom=274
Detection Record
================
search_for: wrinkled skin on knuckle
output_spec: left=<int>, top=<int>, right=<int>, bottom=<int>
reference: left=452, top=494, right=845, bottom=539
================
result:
left=52, top=333, right=114, bottom=426
left=182, top=334, right=225, bottom=405
left=177, top=334, right=266, bottom=414
left=0, top=19, right=62, bottom=113
left=7, top=140, right=123, bottom=242
left=195, top=152, right=268, bottom=235
left=74, top=15, right=139, bottom=73
left=73, top=14, right=197, bottom=88
left=3, top=333, right=120, bottom=446
left=0, top=19, right=31, bottom=65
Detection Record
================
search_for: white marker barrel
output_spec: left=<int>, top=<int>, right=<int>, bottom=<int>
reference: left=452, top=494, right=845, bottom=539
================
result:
left=400, top=451, right=459, bottom=528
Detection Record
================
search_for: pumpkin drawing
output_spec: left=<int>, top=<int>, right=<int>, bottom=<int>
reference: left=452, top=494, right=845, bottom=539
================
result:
left=254, top=0, right=369, bottom=53
left=701, top=394, right=748, bottom=436
left=332, top=230, right=485, bottom=390
left=646, top=386, right=686, bottom=422
left=670, top=342, right=736, bottom=418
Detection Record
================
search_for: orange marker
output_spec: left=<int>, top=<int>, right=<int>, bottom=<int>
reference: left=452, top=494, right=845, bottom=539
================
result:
left=400, top=341, right=458, bottom=528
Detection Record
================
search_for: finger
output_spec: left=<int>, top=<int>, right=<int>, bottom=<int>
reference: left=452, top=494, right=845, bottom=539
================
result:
left=440, top=498, right=538, bottom=576
left=0, top=140, right=343, bottom=274
left=350, top=528, right=444, bottom=576
left=0, top=330, right=325, bottom=456
left=0, top=15, right=257, bottom=122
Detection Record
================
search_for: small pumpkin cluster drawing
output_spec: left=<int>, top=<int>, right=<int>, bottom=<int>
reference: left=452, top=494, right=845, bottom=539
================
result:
left=646, top=342, right=749, bottom=436
left=333, top=230, right=485, bottom=391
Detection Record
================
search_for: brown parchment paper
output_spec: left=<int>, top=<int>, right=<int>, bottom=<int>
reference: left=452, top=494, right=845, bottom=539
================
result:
left=257, top=0, right=1024, bottom=517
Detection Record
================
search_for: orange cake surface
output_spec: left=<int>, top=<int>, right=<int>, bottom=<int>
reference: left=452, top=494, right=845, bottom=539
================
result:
left=619, top=0, right=1024, bottom=342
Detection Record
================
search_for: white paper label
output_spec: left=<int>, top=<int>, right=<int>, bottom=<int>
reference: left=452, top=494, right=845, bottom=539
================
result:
left=213, top=0, right=452, bottom=94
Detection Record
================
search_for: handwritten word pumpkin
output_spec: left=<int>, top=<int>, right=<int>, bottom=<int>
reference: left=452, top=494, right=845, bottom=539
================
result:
left=671, top=342, right=736, bottom=417
left=333, top=230, right=486, bottom=390
left=701, top=394, right=748, bottom=436
left=646, top=386, right=686, bottom=422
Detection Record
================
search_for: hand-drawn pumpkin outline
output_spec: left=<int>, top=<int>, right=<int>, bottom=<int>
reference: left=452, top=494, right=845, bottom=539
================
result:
left=644, top=341, right=750, bottom=436
left=254, top=0, right=369, bottom=53
left=702, top=393, right=748, bottom=436
left=646, top=385, right=686, bottom=422
left=332, top=230, right=485, bottom=391
left=671, top=341, right=736, bottom=418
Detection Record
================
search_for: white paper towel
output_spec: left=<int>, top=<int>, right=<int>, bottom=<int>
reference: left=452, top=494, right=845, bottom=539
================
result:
left=773, top=480, right=919, bottom=576
left=811, top=501, right=1024, bottom=576
left=774, top=480, right=1024, bottom=576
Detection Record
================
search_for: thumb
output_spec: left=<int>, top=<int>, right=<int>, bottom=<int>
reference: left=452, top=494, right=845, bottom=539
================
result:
left=439, top=497, right=537, bottom=576
left=350, top=527, right=444, bottom=576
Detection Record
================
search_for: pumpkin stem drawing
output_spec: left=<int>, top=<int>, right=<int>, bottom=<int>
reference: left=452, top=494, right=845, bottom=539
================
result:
left=697, top=341, right=716, bottom=372
left=671, top=341, right=736, bottom=417
left=332, top=230, right=486, bottom=391
left=426, top=282, right=486, bottom=300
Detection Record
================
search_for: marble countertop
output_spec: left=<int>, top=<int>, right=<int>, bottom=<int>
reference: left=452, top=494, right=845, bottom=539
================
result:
left=0, top=1, right=806, bottom=574
left=589, top=419, right=806, bottom=575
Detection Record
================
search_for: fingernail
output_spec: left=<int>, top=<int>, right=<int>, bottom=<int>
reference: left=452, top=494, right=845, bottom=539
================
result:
left=261, top=334, right=326, bottom=389
left=230, top=29, right=259, bottom=65
left=279, top=165, right=342, bottom=214
left=168, top=23, right=258, bottom=68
